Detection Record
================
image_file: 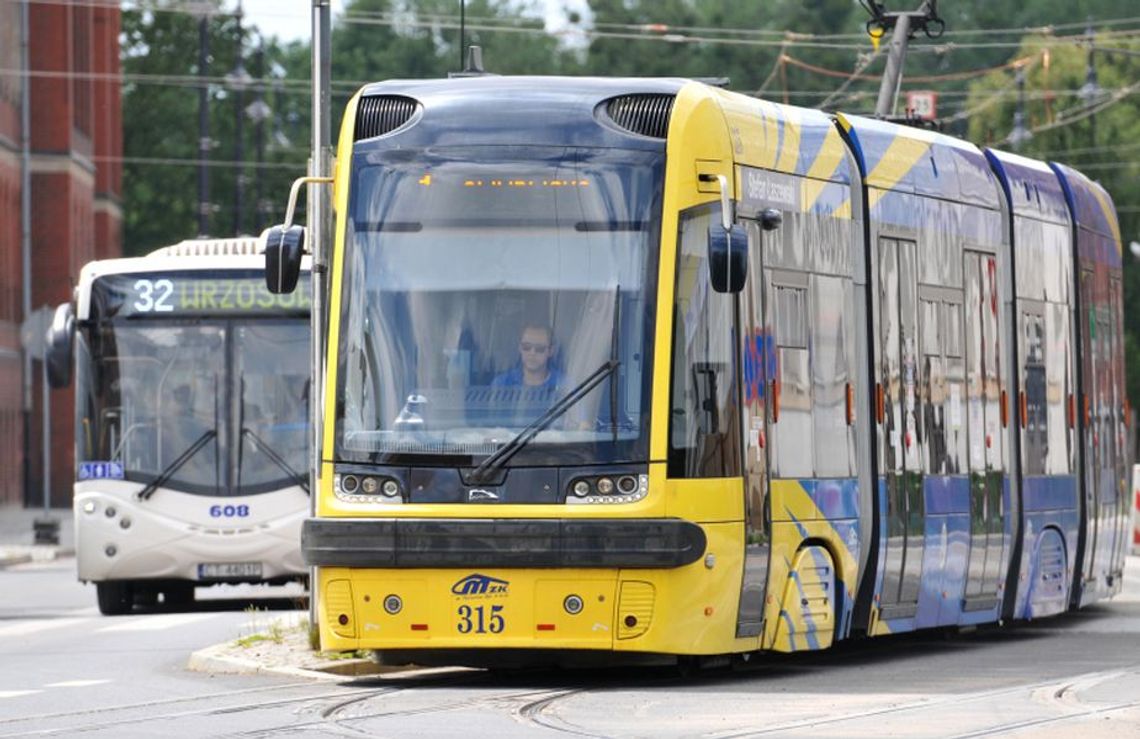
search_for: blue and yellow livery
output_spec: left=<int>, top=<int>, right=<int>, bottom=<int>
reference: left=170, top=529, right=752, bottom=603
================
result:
left=277, top=76, right=1128, bottom=666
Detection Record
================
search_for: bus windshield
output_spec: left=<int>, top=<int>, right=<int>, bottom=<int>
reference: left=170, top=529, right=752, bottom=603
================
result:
left=336, top=146, right=663, bottom=466
left=76, top=272, right=310, bottom=497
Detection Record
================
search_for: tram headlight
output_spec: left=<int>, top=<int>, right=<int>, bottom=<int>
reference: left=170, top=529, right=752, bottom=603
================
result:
left=82, top=501, right=97, bottom=515
left=333, top=469, right=404, bottom=504
left=566, top=472, right=648, bottom=505
left=383, top=594, right=403, bottom=615
left=104, top=506, right=117, bottom=519
left=617, top=475, right=638, bottom=494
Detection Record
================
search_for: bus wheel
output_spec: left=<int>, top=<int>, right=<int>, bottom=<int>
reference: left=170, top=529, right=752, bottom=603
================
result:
left=96, top=581, right=133, bottom=615
left=163, top=583, right=195, bottom=609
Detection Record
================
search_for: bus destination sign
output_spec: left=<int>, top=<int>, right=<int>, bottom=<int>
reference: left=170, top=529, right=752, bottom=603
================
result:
left=91, top=270, right=311, bottom=319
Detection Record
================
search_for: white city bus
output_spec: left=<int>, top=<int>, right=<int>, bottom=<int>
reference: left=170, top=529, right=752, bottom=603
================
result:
left=48, top=237, right=311, bottom=614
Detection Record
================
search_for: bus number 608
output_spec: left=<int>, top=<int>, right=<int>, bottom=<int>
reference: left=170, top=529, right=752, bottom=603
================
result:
left=457, top=604, right=504, bottom=634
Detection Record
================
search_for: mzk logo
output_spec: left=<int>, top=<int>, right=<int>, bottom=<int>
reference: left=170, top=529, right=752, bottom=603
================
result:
left=451, top=573, right=510, bottom=597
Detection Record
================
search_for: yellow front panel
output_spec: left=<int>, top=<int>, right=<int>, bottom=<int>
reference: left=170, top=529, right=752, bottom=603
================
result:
left=318, top=568, right=618, bottom=652
left=317, top=522, right=755, bottom=656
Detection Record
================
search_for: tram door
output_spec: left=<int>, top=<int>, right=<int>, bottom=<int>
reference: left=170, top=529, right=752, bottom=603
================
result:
left=877, top=238, right=924, bottom=617
left=736, top=219, right=770, bottom=639
left=1076, top=267, right=1100, bottom=592
left=963, top=251, right=1006, bottom=607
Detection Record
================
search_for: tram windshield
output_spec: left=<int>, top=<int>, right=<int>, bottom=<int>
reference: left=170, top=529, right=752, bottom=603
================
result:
left=75, top=271, right=311, bottom=496
left=336, top=146, right=663, bottom=466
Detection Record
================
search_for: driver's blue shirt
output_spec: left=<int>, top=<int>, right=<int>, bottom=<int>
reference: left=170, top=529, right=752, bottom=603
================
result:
left=486, top=367, right=565, bottom=427
left=490, top=367, right=564, bottom=389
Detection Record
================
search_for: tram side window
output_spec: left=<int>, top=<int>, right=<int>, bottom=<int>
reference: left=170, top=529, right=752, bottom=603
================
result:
left=772, top=282, right=813, bottom=478
left=811, top=275, right=853, bottom=478
left=1022, top=311, right=1047, bottom=475
left=942, top=301, right=966, bottom=473
left=1044, top=303, right=1072, bottom=475
left=921, top=298, right=947, bottom=475
left=669, top=208, right=741, bottom=478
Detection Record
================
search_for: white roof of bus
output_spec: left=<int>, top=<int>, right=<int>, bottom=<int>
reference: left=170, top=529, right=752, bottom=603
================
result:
left=75, top=235, right=312, bottom=320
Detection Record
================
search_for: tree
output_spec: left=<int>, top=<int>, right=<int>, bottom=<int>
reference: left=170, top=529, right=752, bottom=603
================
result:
left=121, top=2, right=306, bottom=255
left=965, top=33, right=1140, bottom=410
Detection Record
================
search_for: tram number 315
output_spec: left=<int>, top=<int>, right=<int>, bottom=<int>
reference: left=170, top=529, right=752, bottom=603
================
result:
left=457, top=604, right=505, bottom=634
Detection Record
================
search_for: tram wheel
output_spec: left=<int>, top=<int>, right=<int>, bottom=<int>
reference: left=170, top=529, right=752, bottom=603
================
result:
left=96, top=581, right=134, bottom=615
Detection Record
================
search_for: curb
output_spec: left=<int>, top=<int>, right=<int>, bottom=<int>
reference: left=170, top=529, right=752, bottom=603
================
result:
left=0, top=553, right=32, bottom=569
left=187, top=640, right=368, bottom=681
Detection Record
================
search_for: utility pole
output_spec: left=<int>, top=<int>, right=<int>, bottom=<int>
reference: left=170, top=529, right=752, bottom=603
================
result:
left=308, top=0, right=333, bottom=633
left=197, top=8, right=211, bottom=236
left=230, top=1, right=249, bottom=236
left=20, top=0, right=33, bottom=506
left=864, top=1, right=944, bottom=117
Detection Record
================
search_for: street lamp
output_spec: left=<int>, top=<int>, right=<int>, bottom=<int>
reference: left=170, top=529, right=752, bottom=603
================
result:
left=1078, top=20, right=1104, bottom=149
left=1009, top=69, right=1032, bottom=151
left=245, top=37, right=273, bottom=232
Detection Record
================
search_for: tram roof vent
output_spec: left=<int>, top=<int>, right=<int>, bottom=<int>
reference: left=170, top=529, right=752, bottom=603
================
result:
left=601, top=93, right=675, bottom=139
left=355, top=95, right=420, bottom=141
left=148, top=237, right=265, bottom=258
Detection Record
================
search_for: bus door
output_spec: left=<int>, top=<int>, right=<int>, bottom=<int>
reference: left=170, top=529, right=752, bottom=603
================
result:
left=735, top=219, right=770, bottom=639
left=1076, top=267, right=1100, bottom=594
left=877, top=237, right=924, bottom=617
left=963, top=250, right=1006, bottom=608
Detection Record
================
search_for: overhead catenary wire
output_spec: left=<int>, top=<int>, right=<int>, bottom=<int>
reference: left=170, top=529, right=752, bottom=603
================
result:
left=12, top=0, right=1140, bottom=53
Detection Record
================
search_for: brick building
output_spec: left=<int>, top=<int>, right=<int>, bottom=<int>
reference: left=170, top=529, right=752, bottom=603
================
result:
left=0, top=1, right=122, bottom=507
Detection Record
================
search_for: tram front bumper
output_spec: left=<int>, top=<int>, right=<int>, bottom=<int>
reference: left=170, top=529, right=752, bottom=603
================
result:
left=300, top=517, right=707, bottom=569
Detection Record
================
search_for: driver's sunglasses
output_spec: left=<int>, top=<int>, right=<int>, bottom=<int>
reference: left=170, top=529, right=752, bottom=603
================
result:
left=519, top=342, right=550, bottom=353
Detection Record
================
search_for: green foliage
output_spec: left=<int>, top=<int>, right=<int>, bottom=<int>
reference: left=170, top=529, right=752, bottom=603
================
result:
left=965, top=34, right=1140, bottom=408
left=122, top=2, right=310, bottom=255
left=121, top=1, right=1140, bottom=414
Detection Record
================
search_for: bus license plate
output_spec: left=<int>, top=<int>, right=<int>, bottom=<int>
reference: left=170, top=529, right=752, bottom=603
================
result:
left=198, top=562, right=262, bottom=579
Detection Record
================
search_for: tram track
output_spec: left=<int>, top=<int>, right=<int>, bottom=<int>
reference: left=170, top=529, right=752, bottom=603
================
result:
left=0, top=682, right=387, bottom=737
left=708, top=665, right=1140, bottom=738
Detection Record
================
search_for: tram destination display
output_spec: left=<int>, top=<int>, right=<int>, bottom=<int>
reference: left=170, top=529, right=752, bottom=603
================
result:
left=89, top=270, right=311, bottom=319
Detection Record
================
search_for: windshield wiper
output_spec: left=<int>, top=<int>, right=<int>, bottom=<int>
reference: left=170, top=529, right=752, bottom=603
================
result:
left=241, top=427, right=310, bottom=494
left=137, top=430, right=217, bottom=501
left=468, top=358, right=619, bottom=485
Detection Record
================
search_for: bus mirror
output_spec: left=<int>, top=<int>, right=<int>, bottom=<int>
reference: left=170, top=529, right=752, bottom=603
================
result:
left=760, top=208, right=783, bottom=231
left=46, top=302, right=75, bottom=389
left=708, top=225, right=748, bottom=294
left=264, top=225, right=305, bottom=294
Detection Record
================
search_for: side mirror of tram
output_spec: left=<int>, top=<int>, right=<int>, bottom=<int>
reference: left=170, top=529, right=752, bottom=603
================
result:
left=45, top=302, right=75, bottom=389
left=264, top=225, right=306, bottom=294
left=708, top=225, right=749, bottom=294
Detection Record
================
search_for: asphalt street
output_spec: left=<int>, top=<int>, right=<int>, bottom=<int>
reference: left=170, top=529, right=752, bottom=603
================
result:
left=1, top=554, right=1138, bottom=737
